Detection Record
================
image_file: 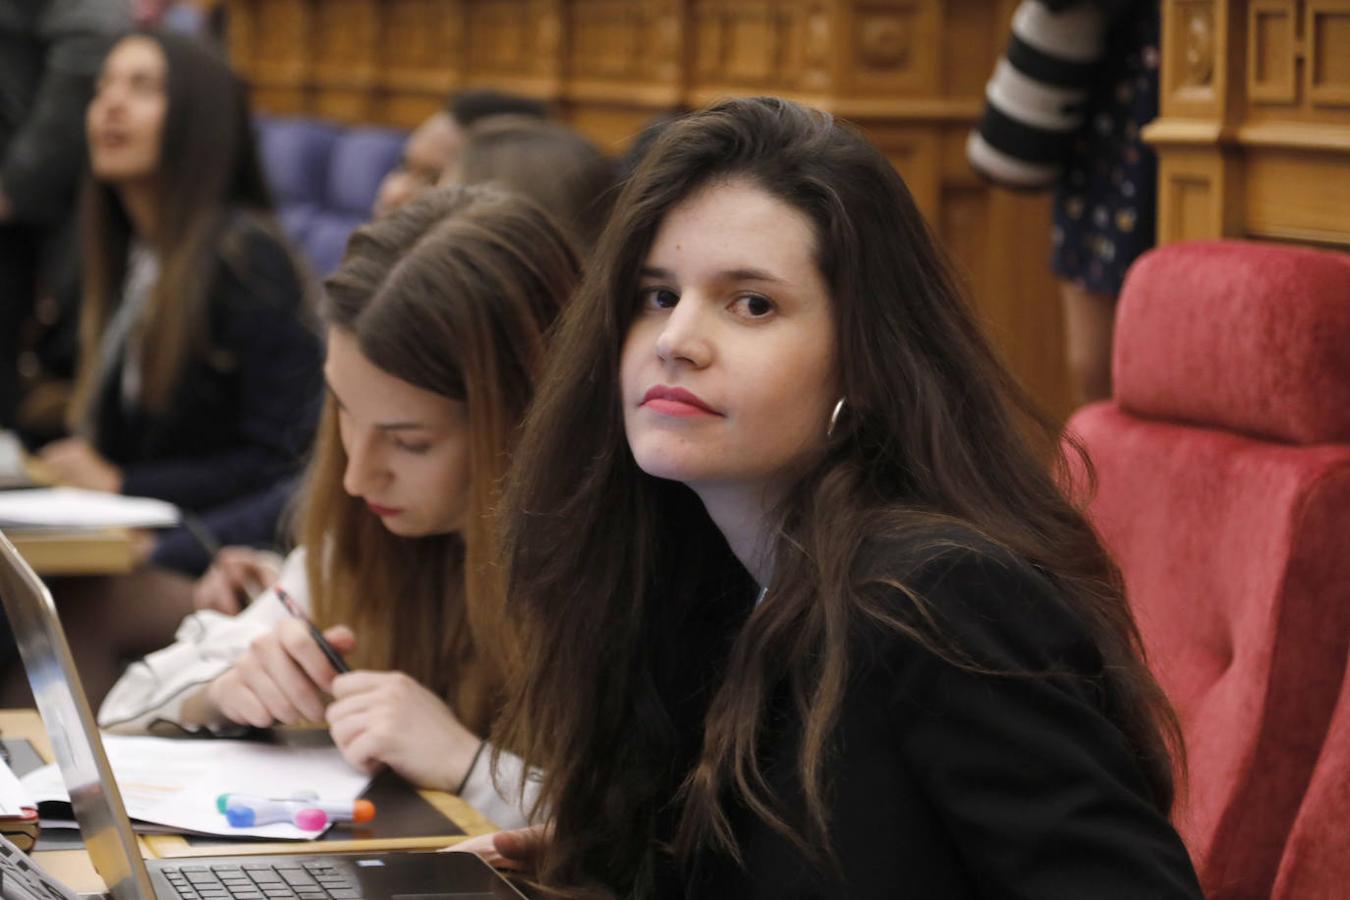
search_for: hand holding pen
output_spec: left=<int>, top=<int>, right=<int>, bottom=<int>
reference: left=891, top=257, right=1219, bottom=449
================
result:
left=274, top=586, right=351, bottom=674
left=204, top=586, right=357, bottom=729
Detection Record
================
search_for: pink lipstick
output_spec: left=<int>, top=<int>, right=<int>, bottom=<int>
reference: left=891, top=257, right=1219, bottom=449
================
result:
left=640, top=385, right=721, bottom=417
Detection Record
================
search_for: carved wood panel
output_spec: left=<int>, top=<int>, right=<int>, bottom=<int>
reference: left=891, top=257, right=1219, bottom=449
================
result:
left=1148, top=1, right=1350, bottom=249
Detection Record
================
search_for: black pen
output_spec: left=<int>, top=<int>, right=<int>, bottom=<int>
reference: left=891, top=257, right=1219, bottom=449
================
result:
left=274, top=585, right=351, bottom=674
left=181, top=513, right=222, bottom=559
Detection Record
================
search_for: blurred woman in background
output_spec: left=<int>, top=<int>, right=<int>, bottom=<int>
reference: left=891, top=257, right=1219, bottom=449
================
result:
left=39, top=30, right=321, bottom=570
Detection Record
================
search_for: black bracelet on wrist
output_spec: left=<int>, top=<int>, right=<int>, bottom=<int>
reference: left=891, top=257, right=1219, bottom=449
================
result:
left=455, top=740, right=487, bottom=795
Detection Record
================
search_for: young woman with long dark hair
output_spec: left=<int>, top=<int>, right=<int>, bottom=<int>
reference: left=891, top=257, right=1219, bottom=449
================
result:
left=98, top=185, right=580, bottom=828
left=39, top=31, right=320, bottom=538
left=471, top=97, right=1202, bottom=898
left=6, top=31, right=322, bottom=710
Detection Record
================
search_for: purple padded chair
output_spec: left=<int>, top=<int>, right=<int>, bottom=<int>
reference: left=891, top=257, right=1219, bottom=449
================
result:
left=255, top=117, right=406, bottom=277
left=254, top=116, right=339, bottom=249
left=305, top=126, right=406, bottom=277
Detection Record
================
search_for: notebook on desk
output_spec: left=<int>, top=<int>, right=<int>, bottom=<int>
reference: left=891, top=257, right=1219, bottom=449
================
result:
left=0, top=530, right=526, bottom=900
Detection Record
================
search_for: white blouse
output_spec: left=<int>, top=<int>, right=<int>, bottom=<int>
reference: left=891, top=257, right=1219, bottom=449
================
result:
left=97, top=548, right=537, bottom=830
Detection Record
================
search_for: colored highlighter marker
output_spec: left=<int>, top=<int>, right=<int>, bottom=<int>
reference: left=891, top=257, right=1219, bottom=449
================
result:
left=217, top=793, right=375, bottom=830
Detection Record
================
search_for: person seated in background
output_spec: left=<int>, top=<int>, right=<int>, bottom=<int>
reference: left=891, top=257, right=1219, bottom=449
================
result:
left=98, top=185, right=581, bottom=830
left=36, top=31, right=322, bottom=574
left=444, top=116, right=616, bottom=253
left=372, top=87, right=547, bottom=220
left=458, top=97, right=1201, bottom=897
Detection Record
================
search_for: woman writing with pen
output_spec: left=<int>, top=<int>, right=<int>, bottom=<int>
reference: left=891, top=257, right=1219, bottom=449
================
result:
left=98, top=184, right=580, bottom=830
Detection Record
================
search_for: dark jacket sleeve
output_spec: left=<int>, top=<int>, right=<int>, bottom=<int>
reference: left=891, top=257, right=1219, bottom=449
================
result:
left=877, top=547, right=1202, bottom=899
left=1, top=0, right=129, bottom=223
left=120, top=228, right=322, bottom=508
left=149, top=475, right=302, bottom=576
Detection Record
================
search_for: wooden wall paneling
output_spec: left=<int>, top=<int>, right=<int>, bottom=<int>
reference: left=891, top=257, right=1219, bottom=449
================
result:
left=1155, top=144, right=1244, bottom=241
left=838, top=0, right=939, bottom=98
left=1162, top=0, right=1225, bottom=116
left=1150, top=1, right=1350, bottom=247
left=1149, top=0, right=1248, bottom=241
left=1248, top=0, right=1298, bottom=104
left=312, top=0, right=382, bottom=123
left=464, top=0, right=565, bottom=97
left=243, top=0, right=312, bottom=114
left=1244, top=148, right=1350, bottom=244
left=378, top=0, right=467, bottom=129
left=687, top=0, right=827, bottom=107
left=225, top=0, right=255, bottom=75
left=1306, top=0, right=1350, bottom=107
left=559, top=0, right=687, bottom=150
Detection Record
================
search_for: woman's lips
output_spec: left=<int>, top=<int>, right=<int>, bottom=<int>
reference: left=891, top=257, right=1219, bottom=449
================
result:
left=366, top=501, right=403, bottom=517
left=640, top=385, right=721, bottom=417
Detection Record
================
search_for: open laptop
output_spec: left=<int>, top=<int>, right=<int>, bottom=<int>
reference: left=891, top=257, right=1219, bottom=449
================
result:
left=0, top=531, right=527, bottom=900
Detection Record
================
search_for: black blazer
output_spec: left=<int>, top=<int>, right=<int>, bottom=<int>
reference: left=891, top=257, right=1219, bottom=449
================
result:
left=90, top=217, right=322, bottom=512
left=657, top=537, right=1203, bottom=899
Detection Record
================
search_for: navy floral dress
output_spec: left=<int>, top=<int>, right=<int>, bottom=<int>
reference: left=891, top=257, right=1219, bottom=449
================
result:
left=1051, top=1, right=1161, bottom=296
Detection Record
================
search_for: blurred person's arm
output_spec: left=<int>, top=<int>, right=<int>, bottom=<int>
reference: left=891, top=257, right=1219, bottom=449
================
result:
left=1, top=0, right=130, bottom=224
left=149, top=477, right=301, bottom=578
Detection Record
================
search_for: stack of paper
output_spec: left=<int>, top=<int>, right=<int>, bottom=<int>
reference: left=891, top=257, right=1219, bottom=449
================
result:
left=0, top=431, right=37, bottom=490
left=0, top=488, right=179, bottom=530
left=0, top=754, right=39, bottom=850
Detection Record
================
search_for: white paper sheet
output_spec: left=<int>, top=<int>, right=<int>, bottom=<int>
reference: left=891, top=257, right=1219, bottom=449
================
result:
left=20, top=734, right=370, bottom=840
left=0, top=756, right=36, bottom=818
left=0, top=431, right=33, bottom=489
left=0, top=488, right=179, bottom=529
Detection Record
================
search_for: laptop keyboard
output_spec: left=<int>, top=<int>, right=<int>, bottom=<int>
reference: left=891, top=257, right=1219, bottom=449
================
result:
left=0, top=832, right=80, bottom=900
left=160, top=862, right=362, bottom=900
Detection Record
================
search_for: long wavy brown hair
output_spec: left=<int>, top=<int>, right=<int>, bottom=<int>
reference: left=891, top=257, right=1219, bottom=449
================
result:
left=496, top=97, right=1185, bottom=897
left=298, top=185, right=579, bottom=735
left=72, top=30, right=284, bottom=423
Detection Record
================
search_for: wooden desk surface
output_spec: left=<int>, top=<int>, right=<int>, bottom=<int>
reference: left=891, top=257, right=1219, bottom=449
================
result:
left=8, top=528, right=137, bottom=576
left=1, top=710, right=497, bottom=893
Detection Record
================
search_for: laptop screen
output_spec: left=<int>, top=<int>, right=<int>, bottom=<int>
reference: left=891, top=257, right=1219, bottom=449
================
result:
left=0, top=531, right=157, bottom=900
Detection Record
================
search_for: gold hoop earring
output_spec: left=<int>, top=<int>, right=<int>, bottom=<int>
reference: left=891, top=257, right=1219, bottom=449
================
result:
left=826, top=397, right=847, bottom=439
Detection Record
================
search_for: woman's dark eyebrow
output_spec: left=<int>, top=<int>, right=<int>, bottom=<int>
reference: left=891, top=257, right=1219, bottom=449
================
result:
left=639, top=265, right=784, bottom=284
left=376, top=422, right=432, bottom=432
left=720, top=267, right=785, bottom=284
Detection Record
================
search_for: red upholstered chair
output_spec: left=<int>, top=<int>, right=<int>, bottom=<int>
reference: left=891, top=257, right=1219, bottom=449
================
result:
left=1064, top=240, right=1350, bottom=899
left=1273, top=654, right=1350, bottom=899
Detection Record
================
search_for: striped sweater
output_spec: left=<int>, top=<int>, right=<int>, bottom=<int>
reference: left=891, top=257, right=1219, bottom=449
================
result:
left=967, top=0, right=1134, bottom=190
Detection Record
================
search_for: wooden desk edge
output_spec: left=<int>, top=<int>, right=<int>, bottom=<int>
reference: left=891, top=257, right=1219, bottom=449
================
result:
left=8, top=528, right=137, bottom=576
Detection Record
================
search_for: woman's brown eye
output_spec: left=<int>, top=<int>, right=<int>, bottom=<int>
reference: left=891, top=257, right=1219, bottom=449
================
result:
left=642, top=288, right=679, bottom=309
